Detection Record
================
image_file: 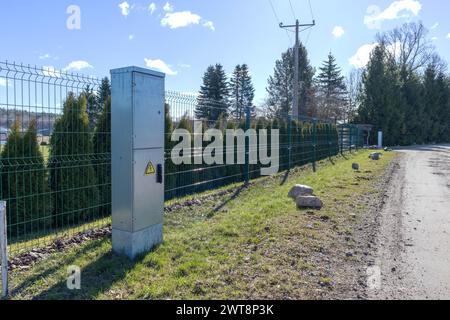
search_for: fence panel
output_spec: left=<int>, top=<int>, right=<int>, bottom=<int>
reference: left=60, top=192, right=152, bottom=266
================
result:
left=0, top=61, right=110, bottom=256
left=164, top=93, right=342, bottom=200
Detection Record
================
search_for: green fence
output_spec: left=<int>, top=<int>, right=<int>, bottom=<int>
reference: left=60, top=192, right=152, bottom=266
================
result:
left=0, top=62, right=365, bottom=257
left=0, top=61, right=111, bottom=256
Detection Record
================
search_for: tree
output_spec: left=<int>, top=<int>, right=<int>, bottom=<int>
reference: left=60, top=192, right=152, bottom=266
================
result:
left=345, top=69, right=363, bottom=123
left=82, top=85, right=98, bottom=130
left=266, top=45, right=315, bottom=119
left=97, top=77, right=111, bottom=109
left=0, top=119, right=51, bottom=237
left=195, top=64, right=230, bottom=122
left=230, top=64, right=255, bottom=121
left=315, top=52, right=348, bottom=120
left=377, top=22, right=434, bottom=78
left=93, top=96, right=111, bottom=217
left=48, top=93, right=100, bottom=228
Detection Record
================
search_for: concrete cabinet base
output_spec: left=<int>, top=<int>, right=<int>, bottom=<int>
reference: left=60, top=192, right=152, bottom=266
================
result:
left=112, top=224, right=163, bottom=260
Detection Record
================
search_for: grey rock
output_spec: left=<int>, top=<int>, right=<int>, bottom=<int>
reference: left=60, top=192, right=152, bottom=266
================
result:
left=296, top=195, right=323, bottom=209
left=369, top=152, right=382, bottom=160
left=352, top=163, right=360, bottom=171
left=288, top=184, right=314, bottom=199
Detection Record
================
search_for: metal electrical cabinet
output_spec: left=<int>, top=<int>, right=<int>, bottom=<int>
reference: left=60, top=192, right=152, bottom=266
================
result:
left=111, top=66, right=165, bottom=260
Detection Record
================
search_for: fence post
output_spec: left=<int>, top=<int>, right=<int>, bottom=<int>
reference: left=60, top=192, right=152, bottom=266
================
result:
left=349, top=125, right=353, bottom=153
left=111, top=66, right=165, bottom=260
left=244, top=106, right=251, bottom=185
left=312, top=119, right=317, bottom=172
left=0, top=201, right=8, bottom=299
left=340, top=125, right=344, bottom=155
left=287, top=115, right=292, bottom=171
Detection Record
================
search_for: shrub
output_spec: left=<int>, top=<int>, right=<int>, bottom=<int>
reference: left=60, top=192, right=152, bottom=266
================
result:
left=0, top=119, right=52, bottom=238
left=48, top=93, right=100, bottom=229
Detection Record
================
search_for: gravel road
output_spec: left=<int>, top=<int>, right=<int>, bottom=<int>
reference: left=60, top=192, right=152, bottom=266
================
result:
left=370, top=145, right=450, bottom=300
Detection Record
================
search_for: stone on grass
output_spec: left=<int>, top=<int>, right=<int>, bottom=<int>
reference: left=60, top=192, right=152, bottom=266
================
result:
left=288, top=184, right=314, bottom=199
left=296, top=196, right=323, bottom=209
left=352, top=163, right=360, bottom=171
left=369, top=152, right=382, bottom=161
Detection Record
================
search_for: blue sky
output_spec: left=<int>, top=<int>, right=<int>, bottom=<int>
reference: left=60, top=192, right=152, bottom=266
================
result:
left=1, top=0, right=449, bottom=104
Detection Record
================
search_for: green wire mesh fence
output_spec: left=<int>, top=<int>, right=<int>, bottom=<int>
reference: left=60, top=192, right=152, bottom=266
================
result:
left=0, top=61, right=366, bottom=257
left=0, top=61, right=111, bottom=256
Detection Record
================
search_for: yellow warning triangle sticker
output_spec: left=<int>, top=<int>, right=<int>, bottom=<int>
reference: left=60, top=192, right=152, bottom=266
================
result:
left=145, top=161, right=156, bottom=176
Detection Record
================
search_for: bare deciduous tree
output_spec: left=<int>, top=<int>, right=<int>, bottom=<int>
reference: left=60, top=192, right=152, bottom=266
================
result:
left=344, top=69, right=362, bottom=124
left=377, top=22, right=434, bottom=75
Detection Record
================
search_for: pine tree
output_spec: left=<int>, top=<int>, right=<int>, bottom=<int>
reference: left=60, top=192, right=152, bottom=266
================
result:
left=0, top=119, right=51, bottom=237
left=93, top=96, right=111, bottom=217
left=195, top=64, right=230, bottom=122
left=230, top=64, right=255, bottom=121
left=266, top=45, right=315, bottom=118
left=48, top=93, right=100, bottom=228
left=315, top=52, right=348, bottom=120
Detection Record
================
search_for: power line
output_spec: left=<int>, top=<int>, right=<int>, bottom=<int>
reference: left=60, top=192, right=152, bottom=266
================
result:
left=308, top=0, right=315, bottom=20
left=288, top=0, right=296, bottom=20
left=268, top=0, right=293, bottom=45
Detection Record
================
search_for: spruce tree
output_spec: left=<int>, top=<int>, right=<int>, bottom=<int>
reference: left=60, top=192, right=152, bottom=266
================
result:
left=48, top=92, right=100, bottom=228
left=230, top=64, right=255, bottom=121
left=195, top=64, right=230, bottom=122
left=97, top=77, right=111, bottom=109
left=266, top=45, right=315, bottom=118
left=315, top=52, right=348, bottom=120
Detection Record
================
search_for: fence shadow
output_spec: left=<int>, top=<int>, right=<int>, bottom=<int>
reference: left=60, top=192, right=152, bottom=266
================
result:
left=207, top=185, right=247, bottom=217
left=12, top=238, right=146, bottom=300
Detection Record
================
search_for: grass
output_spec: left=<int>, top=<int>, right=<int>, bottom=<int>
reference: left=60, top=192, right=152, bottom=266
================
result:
left=7, top=150, right=397, bottom=300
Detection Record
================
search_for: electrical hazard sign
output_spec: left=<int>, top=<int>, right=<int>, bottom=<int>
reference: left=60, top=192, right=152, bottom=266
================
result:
left=145, top=161, right=156, bottom=176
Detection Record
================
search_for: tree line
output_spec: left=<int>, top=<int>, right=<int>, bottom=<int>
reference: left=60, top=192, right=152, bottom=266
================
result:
left=356, top=22, right=450, bottom=146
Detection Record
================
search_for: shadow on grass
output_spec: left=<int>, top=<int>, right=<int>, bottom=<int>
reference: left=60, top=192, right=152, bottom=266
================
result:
left=207, top=185, right=247, bottom=218
left=12, top=238, right=147, bottom=300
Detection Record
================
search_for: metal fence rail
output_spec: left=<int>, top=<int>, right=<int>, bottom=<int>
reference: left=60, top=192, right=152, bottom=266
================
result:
left=0, top=61, right=110, bottom=256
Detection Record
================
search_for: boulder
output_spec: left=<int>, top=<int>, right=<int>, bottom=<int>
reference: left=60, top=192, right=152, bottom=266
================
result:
left=369, top=152, right=382, bottom=161
left=296, top=196, right=323, bottom=209
left=352, top=163, right=360, bottom=171
left=288, top=185, right=314, bottom=199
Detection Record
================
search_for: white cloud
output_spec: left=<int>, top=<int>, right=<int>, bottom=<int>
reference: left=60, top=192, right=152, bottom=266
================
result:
left=129, top=34, right=135, bottom=40
left=148, top=2, right=156, bottom=14
left=332, top=26, right=345, bottom=38
left=203, top=20, right=215, bottom=31
left=63, top=60, right=93, bottom=72
left=144, top=58, right=177, bottom=76
left=364, top=0, right=422, bottom=29
left=42, top=66, right=61, bottom=78
left=447, top=33, right=450, bottom=39
left=430, top=22, right=439, bottom=30
left=349, top=43, right=379, bottom=68
left=178, top=63, right=191, bottom=68
left=39, top=53, right=51, bottom=60
left=119, top=1, right=131, bottom=16
left=163, top=2, right=174, bottom=12
left=431, top=36, right=438, bottom=41
left=161, top=11, right=201, bottom=29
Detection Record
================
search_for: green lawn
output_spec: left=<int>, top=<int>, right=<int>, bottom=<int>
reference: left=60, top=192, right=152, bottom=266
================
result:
left=8, top=150, right=397, bottom=300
